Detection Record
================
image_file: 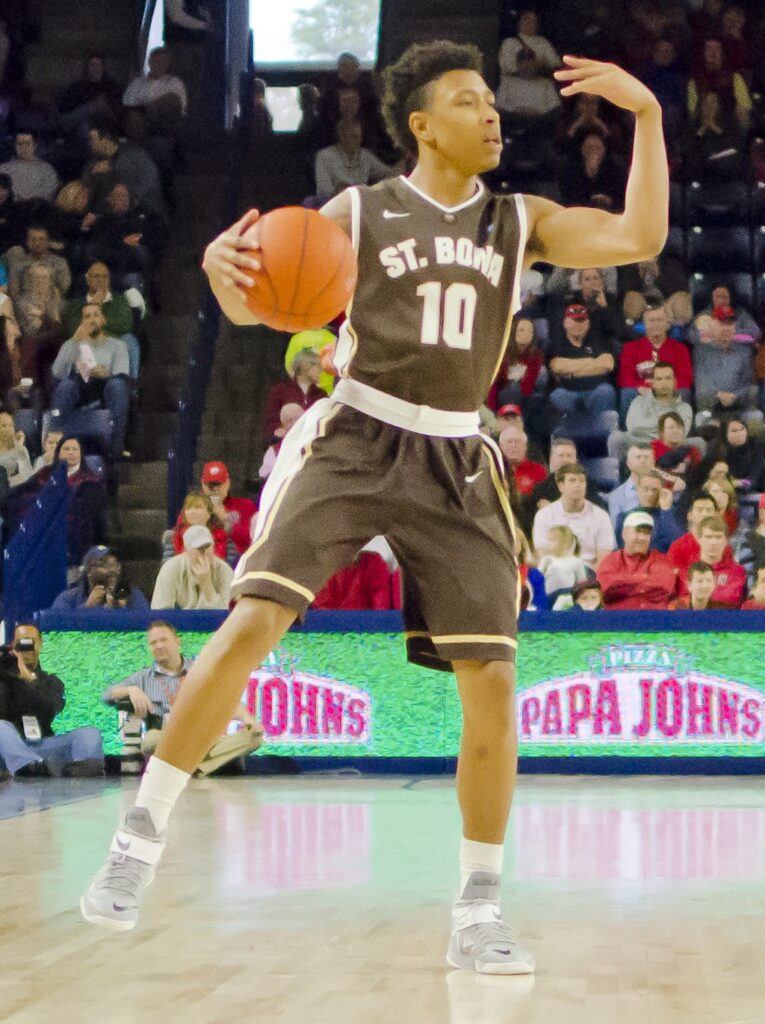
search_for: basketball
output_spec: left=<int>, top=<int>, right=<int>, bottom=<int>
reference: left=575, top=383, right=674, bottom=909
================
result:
left=241, top=206, right=358, bottom=332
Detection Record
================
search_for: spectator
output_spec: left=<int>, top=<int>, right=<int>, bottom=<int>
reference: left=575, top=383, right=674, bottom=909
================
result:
left=495, top=44, right=560, bottom=124
left=737, top=494, right=765, bottom=574
left=548, top=303, right=616, bottom=417
left=492, top=316, right=547, bottom=414
left=498, top=424, right=546, bottom=497
left=671, top=560, right=719, bottom=610
left=741, top=565, right=765, bottom=610
left=151, top=524, right=233, bottom=610
left=691, top=284, right=760, bottom=347
left=86, top=182, right=162, bottom=289
left=707, top=417, right=765, bottom=494
left=610, top=363, right=699, bottom=461
left=597, top=510, right=678, bottom=609
left=0, top=623, right=104, bottom=777
left=200, top=461, right=257, bottom=558
left=5, top=223, right=72, bottom=301
left=52, top=545, right=149, bottom=610
left=667, top=492, right=731, bottom=571
left=702, top=476, right=738, bottom=535
left=0, top=313, right=26, bottom=411
left=123, top=46, right=187, bottom=120
left=102, top=620, right=263, bottom=775
left=526, top=437, right=606, bottom=524
left=14, top=262, right=65, bottom=392
left=0, top=410, right=32, bottom=484
left=84, top=119, right=166, bottom=219
left=558, top=131, right=626, bottom=211
left=721, top=4, right=750, bottom=79
left=50, top=303, right=130, bottom=458
left=65, top=261, right=142, bottom=378
left=619, top=255, right=692, bottom=329
left=249, top=77, right=273, bottom=138
left=638, top=38, right=687, bottom=140
left=167, top=490, right=232, bottom=563
left=691, top=309, right=759, bottom=424
left=617, top=304, right=693, bottom=411
left=0, top=172, right=27, bottom=251
left=497, top=9, right=560, bottom=81
left=614, top=469, right=683, bottom=553
left=558, top=94, right=622, bottom=154
left=688, top=37, right=751, bottom=133
left=44, top=180, right=92, bottom=259
left=32, top=427, right=62, bottom=473
left=263, top=348, right=326, bottom=439
left=259, top=402, right=303, bottom=480
left=569, top=578, right=604, bottom=611
left=314, top=120, right=393, bottom=200
left=537, top=525, right=588, bottom=601
left=532, top=462, right=616, bottom=568
left=58, top=54, right=123, bottom=133
left=317, top=52, right=382, bottom=152
left=676, top=515, right=746, bottom=607
left=553, top=266, right=626, bottom=343
left=0, top=132, right=58, bottom=201
left=683, top=89, right=746, bottom=180
left=607, top=442, right=655, bottom=525
left=652, top=413, right=705, bottom=494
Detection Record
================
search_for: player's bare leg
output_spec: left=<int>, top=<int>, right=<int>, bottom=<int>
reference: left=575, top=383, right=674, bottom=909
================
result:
left=80, top=598, right=295, bottom=930
left=447, top=659, right=534, bottom=974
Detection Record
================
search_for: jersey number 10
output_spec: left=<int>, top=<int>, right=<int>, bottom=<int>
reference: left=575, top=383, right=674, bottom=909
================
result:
left=416, top=282, right=477, bottom=351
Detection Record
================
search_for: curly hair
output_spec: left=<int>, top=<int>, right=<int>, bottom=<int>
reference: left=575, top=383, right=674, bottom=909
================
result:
left=381, top=40, right=484, bottom=156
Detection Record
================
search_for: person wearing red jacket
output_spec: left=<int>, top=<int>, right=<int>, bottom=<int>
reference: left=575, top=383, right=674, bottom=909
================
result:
left=200, top=461, right=257, bottom=557
left=312, top=551, right=401, bottom=610
left=171, top=491, right=230, bottom=562
left=489, top=316, right=547, bottom=413
left=262, top=349, right=327, bottom=439
left=498, top=423, right=547, bottom=496
left=597, top=510, right=678, bottom=609
left=675, top=515, right=746, bottom=607
left=667, top=493, right=733, bottom=572
left=617, top=303, right=692, bottom=420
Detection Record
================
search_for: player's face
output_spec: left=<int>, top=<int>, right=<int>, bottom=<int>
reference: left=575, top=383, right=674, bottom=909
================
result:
left=418, top=70, right=502, bottom=175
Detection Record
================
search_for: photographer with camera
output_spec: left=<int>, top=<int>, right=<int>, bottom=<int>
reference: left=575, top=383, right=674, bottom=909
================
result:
left=0, top=624, right=104, bottom=777
left=51, top=545, right=149, bottom=610
left=103, top=621, right=263, bottom=776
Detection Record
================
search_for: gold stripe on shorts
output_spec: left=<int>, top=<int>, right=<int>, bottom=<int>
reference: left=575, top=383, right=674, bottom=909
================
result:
left=231, top=571, right=315, bottom=604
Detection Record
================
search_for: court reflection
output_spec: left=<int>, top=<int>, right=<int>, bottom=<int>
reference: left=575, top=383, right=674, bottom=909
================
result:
left=447, top=970, right=535, bottom=1024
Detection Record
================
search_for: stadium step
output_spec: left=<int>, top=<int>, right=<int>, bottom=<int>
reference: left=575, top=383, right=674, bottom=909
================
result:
left=119, top=461, right=167, bottom=490
left=122, top=559, right=162, bottom=603
left=120, top=508, right=167, bottom=539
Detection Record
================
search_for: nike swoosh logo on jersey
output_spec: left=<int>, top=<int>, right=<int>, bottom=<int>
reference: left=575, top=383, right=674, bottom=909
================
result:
left=465, top=471, right=483, bottom=483
left=383, top=210, right=410, bottom=219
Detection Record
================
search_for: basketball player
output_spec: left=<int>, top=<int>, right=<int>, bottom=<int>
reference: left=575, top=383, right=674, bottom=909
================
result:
left=81, top=42, right=667, bottom=973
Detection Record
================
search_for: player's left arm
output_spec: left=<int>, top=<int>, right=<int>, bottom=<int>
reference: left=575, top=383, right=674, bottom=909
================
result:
left=523, top=58, right=668, bottom=270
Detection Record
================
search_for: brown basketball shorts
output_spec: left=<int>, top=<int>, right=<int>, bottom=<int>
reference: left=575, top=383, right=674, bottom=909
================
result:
left=232, top=400, right=520, bottom=672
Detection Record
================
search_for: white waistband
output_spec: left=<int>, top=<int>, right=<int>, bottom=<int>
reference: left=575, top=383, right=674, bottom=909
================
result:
left=333, top=378, right=481, bottom=438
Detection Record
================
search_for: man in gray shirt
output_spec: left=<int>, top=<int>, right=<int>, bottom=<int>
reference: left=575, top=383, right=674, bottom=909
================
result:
left=0, top=132, right=59, bottom=201
left=50, top=303, right=131, bottom=457
left=693, top=311, right=760, bottom=424
left=608, top=363, right=704, bottom=462
left=5, top=223, right=72, bottom=300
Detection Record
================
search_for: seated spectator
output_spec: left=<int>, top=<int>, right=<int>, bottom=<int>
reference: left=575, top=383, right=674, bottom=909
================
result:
left=682, top=89, right=746, bottom=180
left=84, top=119, right=166, bottom=219
left=741, top=565, right=765, bottom=610
left=692, top=309, right=759, bottom=425
left=0, top=409, right=32, bottom=484
left=721, top=5, right=750, bottom=78
left=737, top=494, right=765, bottom=574
left=65, top=261, right=142, bottom=378
left=85, top=182, right=162, bottom=289
left=558, top=132, right=626, bottom=211
left=703, top=476, right=738, bottom=535
left=707, top=417, right=765, bottom=495
left=249, top=77, right=274, bottom=139
left=693, top=282, right=761, bottom=344
left=166, top=490, right=232, bottom=563
left=557, top=94, right=623, bottom=155
left=667, top=492, right=731, bottom=571
left=607, top=442, right=655, bottom=526
left=0, top=173, right=28, bottom=252
left=316, top=52, right=383, bottom=153
left=495, top=44, right=560, bottom=124
left=0, top=312, right=26, bottom=410
left=548, top=304, right=616, bottom=417
left=525, top=436, right=607, bottom=528
left=200, top=461, right=257, bottom=558
left=259, top=402, right=303, bottom=480
left=614, top=469, right=684, bottom=553
left=497, top=9, right=560, bottom=81
left=491, top=315, right=547, bottom=414
left=670, top=560, right=719, bottom=609
left=617, top=304, right=693, bottom=413
left=314, top=120, right=392, bottom=200
left=610, top=364, right=700, bottom=461
left=498, top=423, right=546, bottom=497
left=619, top=255, right=692, bottom=330
left=676, top=515, right=746, bottom=607
left=45, top=180, right=92, bottom=261
left=313, top=544, right=400, bottom=610
left=123, top=46, right=187, bottom=123
left=688, top=37, right=751, bottom=133
left=638, top=38, right=687, bottom=141
left=52, top=545, right=149, bottom=610
left=532, top=462, right=616, bottom=568
left=263, top=348, right=326, bottom=439
left=569, top=578, right=604, bottom=611
left=0, top=131, right=58, bottom=201
left=102, top=620, right=263, bottom=775
left=14, top=261, right=65, bottom=394
left=6, top=223, right=72, bottom=301
left=50, top=303, right=130, bottom=458
left=551, top=266, right=626, bottom=344
left=58, top=54, right=123, bottom=135
left=652, top=411, right=704, bottom=470
left=597, top=510, right=678, bottom=609
left=537, top=524, right=588, bottom=602
left=0, top=623, right=103, bottom=777
left=151, top=524, right=233, bottom=610
left=32, top=427, right=62, bottom=473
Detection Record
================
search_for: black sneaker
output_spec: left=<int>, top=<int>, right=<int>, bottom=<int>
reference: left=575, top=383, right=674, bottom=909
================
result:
left=63, top=759, right=106, bottom=778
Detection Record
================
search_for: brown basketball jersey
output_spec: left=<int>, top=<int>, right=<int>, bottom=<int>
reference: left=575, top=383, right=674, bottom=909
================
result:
left=333, top=175, right=527, bottom=412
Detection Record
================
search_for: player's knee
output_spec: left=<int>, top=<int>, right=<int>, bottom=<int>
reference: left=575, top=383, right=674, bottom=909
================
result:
left=459, top=661, right=516, bottom=734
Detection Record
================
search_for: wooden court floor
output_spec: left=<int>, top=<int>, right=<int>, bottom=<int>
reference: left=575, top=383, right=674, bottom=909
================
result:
left=1, top=773, right=764, bottom=1024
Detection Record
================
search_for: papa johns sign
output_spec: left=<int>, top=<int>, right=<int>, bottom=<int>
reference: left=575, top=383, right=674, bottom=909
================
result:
left=520, top=643, right=765, bottom=747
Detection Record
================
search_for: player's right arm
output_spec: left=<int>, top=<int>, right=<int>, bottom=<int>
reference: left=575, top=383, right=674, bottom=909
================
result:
left=202, top=194, right=352, bottom=326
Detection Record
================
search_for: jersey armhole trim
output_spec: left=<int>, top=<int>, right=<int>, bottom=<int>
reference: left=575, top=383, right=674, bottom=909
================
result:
left=348, top=187, right=361, bottom=252
left=511, top=193, right=528, bottom=317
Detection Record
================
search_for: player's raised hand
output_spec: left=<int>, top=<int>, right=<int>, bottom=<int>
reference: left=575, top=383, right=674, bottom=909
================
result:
left=202, top=208, right=262, bottom=291
left=554, top=56, right=659, bottom=115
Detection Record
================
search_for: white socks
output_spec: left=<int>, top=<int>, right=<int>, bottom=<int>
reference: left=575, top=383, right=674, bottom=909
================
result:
left=460, top=837, right=504, bottom=893
left=134, top=757, right=191, bottom=833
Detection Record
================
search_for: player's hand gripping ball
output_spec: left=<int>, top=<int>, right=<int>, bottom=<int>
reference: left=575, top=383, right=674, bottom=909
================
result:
left=241, top=207, right=358, bottom=332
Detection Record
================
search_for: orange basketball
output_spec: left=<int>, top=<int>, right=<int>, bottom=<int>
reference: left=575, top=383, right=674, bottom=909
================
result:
left=241, top=207, right=357, bottom=333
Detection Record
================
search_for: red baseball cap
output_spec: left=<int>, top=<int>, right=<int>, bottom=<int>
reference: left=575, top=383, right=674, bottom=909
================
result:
left=712, top=305, right=736, bottom=322
left=202, top=461, right=229, bottom=484
left=497, top=403, right=523, bottom=418
left=564, top=303, right=589, bottom=321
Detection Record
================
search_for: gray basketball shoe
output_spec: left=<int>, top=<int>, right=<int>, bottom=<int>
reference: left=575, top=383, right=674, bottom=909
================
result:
left=80, top=807, right=165, bottom=931
left=446, top=871, right=535, bottom=975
